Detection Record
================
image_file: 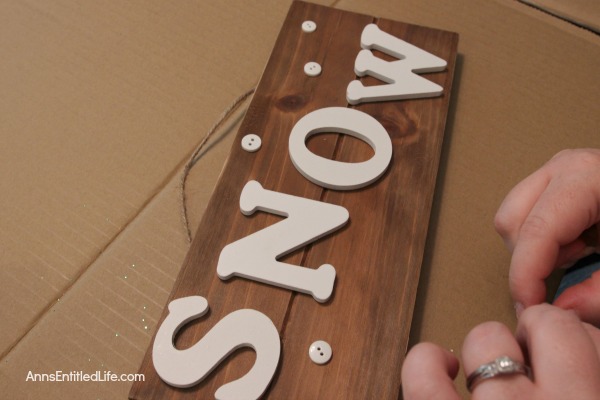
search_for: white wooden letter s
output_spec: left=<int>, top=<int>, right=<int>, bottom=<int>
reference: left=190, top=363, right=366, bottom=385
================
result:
left=152, top=296, right=280, bottom=400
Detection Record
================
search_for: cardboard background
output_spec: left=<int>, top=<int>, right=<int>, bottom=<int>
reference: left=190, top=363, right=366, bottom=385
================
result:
left=521, top=0, right=600, bottom=33
left=1, top=0, right=599, bottom=398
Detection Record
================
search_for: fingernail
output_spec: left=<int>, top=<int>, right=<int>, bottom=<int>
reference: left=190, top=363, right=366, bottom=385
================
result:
left=514, top=302, right=524, bottom=318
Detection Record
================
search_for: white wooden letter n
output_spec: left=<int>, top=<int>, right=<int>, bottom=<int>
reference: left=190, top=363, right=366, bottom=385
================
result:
left=217, top=180, right=349, bottom=303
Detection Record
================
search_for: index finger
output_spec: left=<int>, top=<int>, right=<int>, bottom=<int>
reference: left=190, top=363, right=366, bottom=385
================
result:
left=494, top=165, right=551, bottom=251
left=509, top=179, right=599, bottom=309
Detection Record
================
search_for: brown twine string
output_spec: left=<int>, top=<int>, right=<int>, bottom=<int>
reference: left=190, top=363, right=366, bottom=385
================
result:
left=180, top=87, right=256, bottom=243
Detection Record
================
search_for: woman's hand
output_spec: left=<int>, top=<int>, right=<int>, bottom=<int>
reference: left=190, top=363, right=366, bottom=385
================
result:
left=402, top=304, right=600, bottom=399
left=493, top=149, right=600, bottom=323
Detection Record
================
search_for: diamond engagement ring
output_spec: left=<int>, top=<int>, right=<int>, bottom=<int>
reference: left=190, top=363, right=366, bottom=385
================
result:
left=466, top=356, right=532, bottom=392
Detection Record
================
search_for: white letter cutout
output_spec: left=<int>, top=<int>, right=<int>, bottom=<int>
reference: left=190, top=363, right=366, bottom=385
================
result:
left=153, top=296, right=280, bottom=400
left=347, top=23, right=447, bottom=105
left=217, top=180, right=349, bottom=303
left=288, top=107, right=392, bottom=190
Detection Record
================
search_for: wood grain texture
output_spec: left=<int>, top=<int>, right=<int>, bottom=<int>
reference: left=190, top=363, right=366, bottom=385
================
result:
left=130, top=1, right=457, bottom=399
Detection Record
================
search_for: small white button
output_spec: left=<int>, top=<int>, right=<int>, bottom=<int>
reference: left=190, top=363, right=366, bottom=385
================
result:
left=304, top=62, right=322, bottom=77
left=302, top=20, right=317, bottom=33
left=309, top=340, right=332, bottom=365
left=241, top=134, right=261, bottom=152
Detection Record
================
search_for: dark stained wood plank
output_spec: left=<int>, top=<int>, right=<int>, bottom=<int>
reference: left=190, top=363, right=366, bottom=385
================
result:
left=268, top=17, right=458, bottom=400
left=131, top=1, right=458, bottom=399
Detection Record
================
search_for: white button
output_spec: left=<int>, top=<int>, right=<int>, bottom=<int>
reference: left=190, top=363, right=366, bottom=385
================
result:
left=302, top=20, right=317, bottom=33
left=241, top=134, right=261, bottom=152
left=309, top=340, right=332, bottom=365
left=304, top=62, right=322, bottom=77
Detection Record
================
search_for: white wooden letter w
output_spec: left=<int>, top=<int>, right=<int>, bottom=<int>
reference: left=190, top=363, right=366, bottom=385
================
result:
left=347, top=23, right=447, bottom=105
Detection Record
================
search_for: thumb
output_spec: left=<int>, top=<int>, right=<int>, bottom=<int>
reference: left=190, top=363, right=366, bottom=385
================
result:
left=401, top=343, right=461, bottom=400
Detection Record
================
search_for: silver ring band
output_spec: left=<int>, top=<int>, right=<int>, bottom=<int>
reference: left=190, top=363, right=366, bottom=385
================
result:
left=467, top=356, right=532, bottom=392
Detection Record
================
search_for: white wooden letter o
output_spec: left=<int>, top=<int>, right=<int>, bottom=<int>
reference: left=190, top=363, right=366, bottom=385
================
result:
left=288, top=107, right=392, bottom=190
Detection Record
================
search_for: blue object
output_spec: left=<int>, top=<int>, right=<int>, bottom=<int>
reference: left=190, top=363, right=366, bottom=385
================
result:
left=554, top=253, right=600, bottom=300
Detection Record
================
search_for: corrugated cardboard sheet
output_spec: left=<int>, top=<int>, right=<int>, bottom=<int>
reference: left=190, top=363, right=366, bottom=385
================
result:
left=520, top=0, right=600, bottom=33
left=1, top=0, right=599, bottom=398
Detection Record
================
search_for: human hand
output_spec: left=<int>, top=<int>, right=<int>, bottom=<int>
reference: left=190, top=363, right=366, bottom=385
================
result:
left=494, top=148, right=600, bottom=323
left=401, top=304, right=600, bottom=399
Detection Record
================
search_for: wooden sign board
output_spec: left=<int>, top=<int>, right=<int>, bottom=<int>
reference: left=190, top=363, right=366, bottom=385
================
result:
left=130, top=1, right=458, bottom=399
